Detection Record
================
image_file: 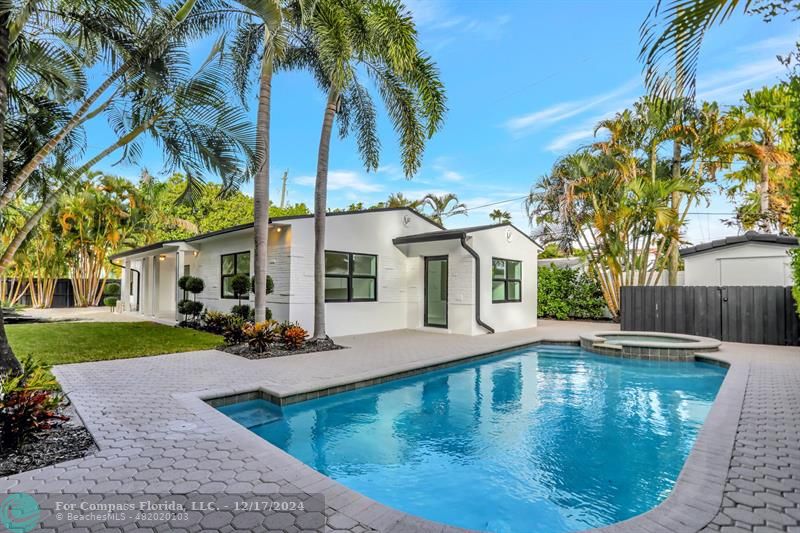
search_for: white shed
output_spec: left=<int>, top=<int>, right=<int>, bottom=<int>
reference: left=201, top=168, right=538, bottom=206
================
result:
left=680, top=231, right=798, bottom=286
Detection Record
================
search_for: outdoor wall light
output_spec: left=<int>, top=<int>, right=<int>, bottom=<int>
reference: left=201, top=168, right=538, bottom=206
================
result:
left=276, top=227, right=282, bottom=232
left=192, top=251, right=199, bottom=257
left=159, top=255, right=166, bottom=261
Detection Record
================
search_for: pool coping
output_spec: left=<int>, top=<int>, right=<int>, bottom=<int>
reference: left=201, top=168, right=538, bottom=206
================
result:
left=174, top=338, right=745, bottom=533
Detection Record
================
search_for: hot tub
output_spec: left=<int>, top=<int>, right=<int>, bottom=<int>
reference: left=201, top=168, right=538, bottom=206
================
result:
left=580, top=331, right=721, bottom=360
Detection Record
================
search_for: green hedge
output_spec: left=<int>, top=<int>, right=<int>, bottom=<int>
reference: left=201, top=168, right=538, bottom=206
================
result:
left=537, top=264, right=606, bottom=320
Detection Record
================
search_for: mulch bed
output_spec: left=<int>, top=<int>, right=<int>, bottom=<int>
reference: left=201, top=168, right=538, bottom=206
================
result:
left=223, top=338, right=344, bottom=360
left=0, top=404, right=96, bottom=478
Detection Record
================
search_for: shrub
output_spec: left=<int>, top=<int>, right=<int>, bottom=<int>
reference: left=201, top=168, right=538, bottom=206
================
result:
left=230, top=274, right=250, bottom=305
left=185, top=277, right=205, bottom=296
left=178, top=276, right=192, bottom=291
left=0, top=357, right=66, bottom=451
left=178, top=299, right=204, bottom=321
left=103, top=296, right=118, bottom=308
left=250, top=275, right=274, bottom=295
left=538, top=264, right=606, bottom=320
left=282, top=325, right=309, bottom=350
left=104, top=283, right=121, bottom=297
left=231, top=304, right=251, bottom=320
left=222, top=316, right=247, bottom=345
left=243, top=320, right=278, bottom=352
left=202, top=311, right=229, bottom=334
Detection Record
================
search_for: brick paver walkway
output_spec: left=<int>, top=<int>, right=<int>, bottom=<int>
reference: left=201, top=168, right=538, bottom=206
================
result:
left=0, top=321, right=798, bottom=533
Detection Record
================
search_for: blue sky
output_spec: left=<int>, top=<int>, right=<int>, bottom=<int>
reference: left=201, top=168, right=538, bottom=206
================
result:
left=87, top=0, right=798, bottom=244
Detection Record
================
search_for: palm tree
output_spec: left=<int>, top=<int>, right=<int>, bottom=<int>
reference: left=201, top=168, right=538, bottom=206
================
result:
left=296, top=0, right=446, bottom=340
left=489, top=209, right=511, bottom=223
left=385, top=192, right=421, bottom=209
left=421, top=193, right=466, bottom=225
left=639, top=0, right=798, bottom=99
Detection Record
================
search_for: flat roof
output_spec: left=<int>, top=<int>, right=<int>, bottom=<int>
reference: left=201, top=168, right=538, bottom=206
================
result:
left=680, top=231, right=799, bottom=257
left=110, top=207, right=444, bottom=260
left=392, top=222, right=542, bottom=248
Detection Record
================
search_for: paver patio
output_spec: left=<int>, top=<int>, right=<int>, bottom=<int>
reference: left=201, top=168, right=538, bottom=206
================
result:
left=1, top=320, right=798, bottom=533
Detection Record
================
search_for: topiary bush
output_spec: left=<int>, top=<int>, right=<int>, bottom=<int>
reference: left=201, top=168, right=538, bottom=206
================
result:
left=247, top=307, right=272, bottom=322
left=103, top=283, right=121, bottom=308
left=185, top=277, right=205, bottom=298
left=537, top=264, right=606, bottom=320
left=178, top=275, right=192, bottom=292
left=230, top=274, right=250, bottom=306
left=231, top=304, right=251, bottom=320
left=178, top=299, right=204, bottom=323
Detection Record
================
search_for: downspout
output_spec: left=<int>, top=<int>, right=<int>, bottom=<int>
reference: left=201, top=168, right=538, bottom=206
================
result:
left=459, top=236, right=494, bottom=334
left=109, top=259, right=140, bottom=312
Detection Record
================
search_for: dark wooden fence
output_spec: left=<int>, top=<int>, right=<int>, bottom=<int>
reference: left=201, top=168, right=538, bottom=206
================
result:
left=5, top=278, right=82, bottom=308
left=620, top=286, right=800, bottom=346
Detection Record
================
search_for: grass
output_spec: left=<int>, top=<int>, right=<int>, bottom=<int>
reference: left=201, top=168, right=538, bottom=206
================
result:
left=7, top=321, right=223, bottom=368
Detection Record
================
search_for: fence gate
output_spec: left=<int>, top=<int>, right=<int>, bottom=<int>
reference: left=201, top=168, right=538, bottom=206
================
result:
left=620, top=286, right=800, bottom=346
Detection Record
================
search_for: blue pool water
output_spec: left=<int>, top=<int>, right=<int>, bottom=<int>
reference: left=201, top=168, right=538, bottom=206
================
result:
left=218, top=344, right=726, bottom=532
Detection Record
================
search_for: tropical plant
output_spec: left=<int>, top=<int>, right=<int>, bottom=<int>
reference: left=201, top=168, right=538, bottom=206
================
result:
left=489, top=209, right=511, bottom=223
left=201, top=310, right=230, bottom=334
left=282, top=324, right=308, bottom=349
left=222, top=315, right=247, bottom=345
left=421, top=193, right=465, bottom=225
left=243, top=320, right=278, bottom=352
left=0, top=357, right=65, bottom=451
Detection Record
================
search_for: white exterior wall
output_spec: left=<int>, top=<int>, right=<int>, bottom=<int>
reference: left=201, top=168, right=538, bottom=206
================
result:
left=470, top=226, right=538, bottom=333
left=287, top=210, right=440, bottom=336
left=683, top=243, right=795, bottom=286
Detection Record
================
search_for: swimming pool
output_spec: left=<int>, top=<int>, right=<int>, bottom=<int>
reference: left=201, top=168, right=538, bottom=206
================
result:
left=217, top=344, right=726, bottom=532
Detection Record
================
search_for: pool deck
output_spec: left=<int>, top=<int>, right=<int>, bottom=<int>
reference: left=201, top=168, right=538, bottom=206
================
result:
left=1, top=320, right=799, bottom=532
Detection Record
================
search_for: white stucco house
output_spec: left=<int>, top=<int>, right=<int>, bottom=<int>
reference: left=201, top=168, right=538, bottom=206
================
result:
left=680, top=231, right=798, bottom=286
left=110, top=208, right=540, bottom=336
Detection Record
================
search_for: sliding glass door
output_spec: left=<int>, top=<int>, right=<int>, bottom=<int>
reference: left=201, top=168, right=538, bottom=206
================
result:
left=424, top=256, right=448, bottom=328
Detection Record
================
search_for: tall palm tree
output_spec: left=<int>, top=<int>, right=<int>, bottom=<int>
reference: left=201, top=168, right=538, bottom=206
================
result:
left=295, top=0, right=446, bottom=340
left=639, top=0, right=798, bottom=99
left=489, top=209, right=511, bottom=223
left=421, top=193, right=466, bottom=225
left=385, top=192, right=421, bottom=209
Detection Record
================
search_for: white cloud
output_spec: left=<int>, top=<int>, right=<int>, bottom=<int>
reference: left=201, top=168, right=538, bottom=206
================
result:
left=735, top=34, right=797, bottom=54
left=405, top=0, right=509, bottom=44
left=545, top=129, right=597, bottom=152
left=294, top=170, right=384, bottom=193
left=504, top=77, right=641, bottom=136
left=441, top=170, right=464, bottom=182
left=696, top=58, right=787, bottom=103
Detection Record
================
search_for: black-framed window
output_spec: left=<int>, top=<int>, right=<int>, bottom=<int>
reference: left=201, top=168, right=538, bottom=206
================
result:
left=492, top=258, right=521, bottom=303
left=221, top=251, right=250, bottom=298
left=325, top=251, right=377, bottom=302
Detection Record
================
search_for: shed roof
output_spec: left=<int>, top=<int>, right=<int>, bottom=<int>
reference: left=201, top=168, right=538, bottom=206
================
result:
left=679, top=231, right=799, bottom=257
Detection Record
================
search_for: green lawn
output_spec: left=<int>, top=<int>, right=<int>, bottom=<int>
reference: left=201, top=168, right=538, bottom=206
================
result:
left=7, top=321, right=223, bottom=367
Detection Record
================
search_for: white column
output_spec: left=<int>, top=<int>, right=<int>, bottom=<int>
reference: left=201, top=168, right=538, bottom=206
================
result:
left=151, top=255, right=159, bottom=317
left=175, top=251, right=185, bottom=321
left=121, top=260, right=131, bottom=312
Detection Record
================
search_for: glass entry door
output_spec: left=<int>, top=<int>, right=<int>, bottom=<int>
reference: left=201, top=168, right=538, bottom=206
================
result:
left=424, top=256, right=448, bottom=328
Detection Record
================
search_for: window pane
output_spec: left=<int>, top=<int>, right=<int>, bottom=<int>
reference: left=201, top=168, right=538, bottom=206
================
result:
left=326, top=252, right=349, bottom=275
left=352, top=278, right=375, bottom=300
left=507, top=261, right=521, bottom=280
left=236, top=252, right=250, bottom=274
left=492, top=259, right=506, bottom=279
left=222, top=276, right=234, bottom=298
left=508, top=281, right=521, bottom=301
left=492, top=280, right=506, bottom=301
left=352, top=254, right=376, bottom=276
left=222, top=255, right=235, bottom=275
left=325, top=276, right=348, bottom=300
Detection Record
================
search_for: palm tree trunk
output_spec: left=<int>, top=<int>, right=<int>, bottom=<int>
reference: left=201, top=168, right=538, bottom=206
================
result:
left=313, top=89, right=339, bottom=341
left=253, top=44, right=273, bottom=323
left=758, top=159, right=770, bottom=231
left=0, top=9, right=19, bottom=375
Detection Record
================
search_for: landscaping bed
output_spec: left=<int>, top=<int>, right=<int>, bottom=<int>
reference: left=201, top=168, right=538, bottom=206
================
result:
left=0, top=404, right=96, bottom=478
left=223, top=337, right=343, bottom=359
